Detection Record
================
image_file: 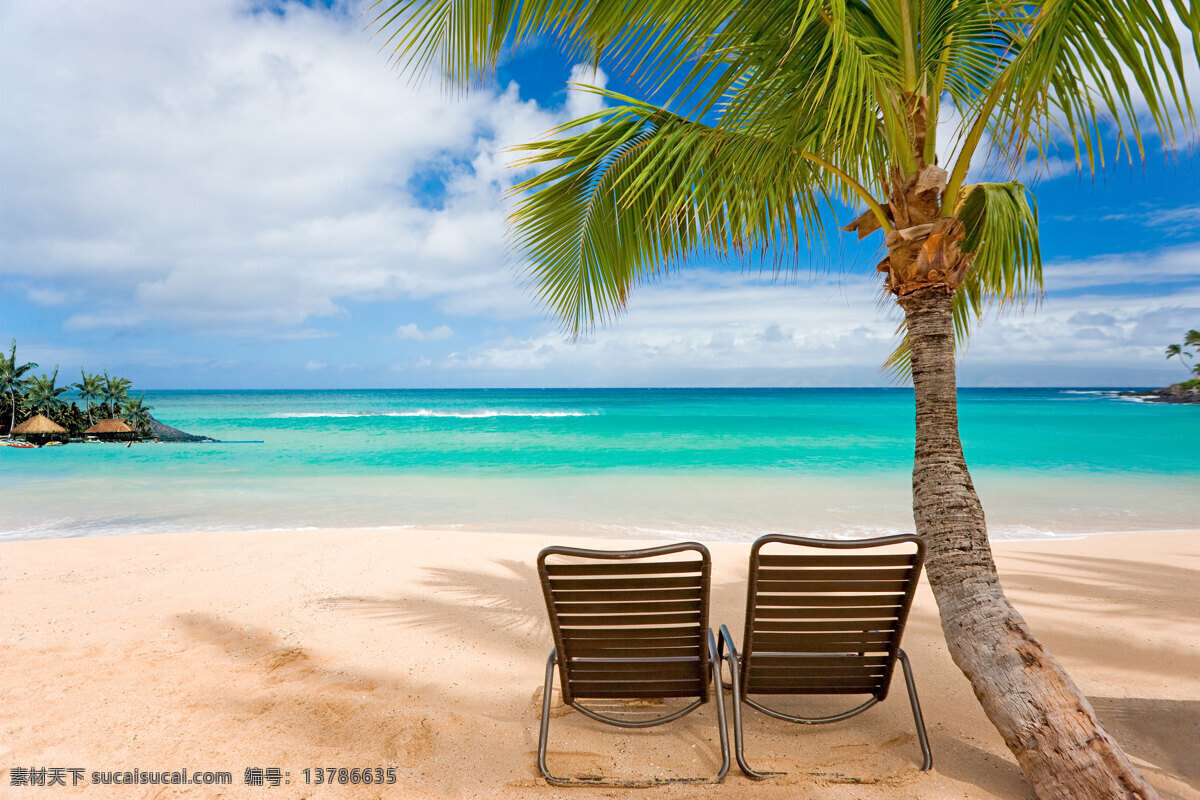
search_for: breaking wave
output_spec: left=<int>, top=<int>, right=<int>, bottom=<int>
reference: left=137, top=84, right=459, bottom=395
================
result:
left=271, top=409, right=594, bottom=419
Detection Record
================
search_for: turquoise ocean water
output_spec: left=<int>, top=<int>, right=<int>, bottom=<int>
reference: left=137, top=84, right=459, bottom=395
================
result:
left=1, top=388, right=1197, bottom=542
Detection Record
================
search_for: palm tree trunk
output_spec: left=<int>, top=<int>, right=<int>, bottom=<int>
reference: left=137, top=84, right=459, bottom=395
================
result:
left=898, top=286, right=1157, bottom=800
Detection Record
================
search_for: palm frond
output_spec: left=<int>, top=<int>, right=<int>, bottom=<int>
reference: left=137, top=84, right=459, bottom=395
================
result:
left=509, top=94, right=832, bottom=334
left=366, top=0, right=739, bottom=92
left=371, top=0, right=1199, bottom=380
left=957, top=181, right=1042, bottom=307
left=960, top=0, right=1198, bottom=181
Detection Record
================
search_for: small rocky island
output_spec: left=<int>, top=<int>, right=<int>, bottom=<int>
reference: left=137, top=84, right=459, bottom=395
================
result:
left=147, top=416, right=219, bottom=442
left=1123, top=329, right=1200, bottom=404
left=1120, top=381, right=1200, bottom=405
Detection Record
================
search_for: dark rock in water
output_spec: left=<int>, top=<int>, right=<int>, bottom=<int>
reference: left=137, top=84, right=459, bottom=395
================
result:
left=147, top=416, right=218, bottom=442
left=1120, top=383, right=1200, bottom=405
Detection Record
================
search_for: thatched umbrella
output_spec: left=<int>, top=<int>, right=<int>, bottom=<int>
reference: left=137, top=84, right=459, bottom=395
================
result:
left=84, top=418, right=138, bottom=442
left=12, top=413, right=68, bottom=445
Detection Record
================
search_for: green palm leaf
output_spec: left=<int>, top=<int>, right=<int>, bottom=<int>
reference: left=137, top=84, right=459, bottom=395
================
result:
left=510, top=94, right=833, bottom=333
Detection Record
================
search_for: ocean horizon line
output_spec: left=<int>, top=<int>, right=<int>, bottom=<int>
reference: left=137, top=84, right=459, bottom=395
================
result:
left=122, top=385, right=1163, bottom=393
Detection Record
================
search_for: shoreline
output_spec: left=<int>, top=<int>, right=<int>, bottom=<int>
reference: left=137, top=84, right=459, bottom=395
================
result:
left=2, top=527, right=1197, bottom=798
left=5, top=522, right=1200, bottom=545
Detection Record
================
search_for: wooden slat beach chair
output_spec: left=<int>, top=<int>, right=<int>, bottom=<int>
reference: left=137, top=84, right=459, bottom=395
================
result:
left=717, top=534, right=932, bottom=778
left=536, top=542, right=730, bottom=786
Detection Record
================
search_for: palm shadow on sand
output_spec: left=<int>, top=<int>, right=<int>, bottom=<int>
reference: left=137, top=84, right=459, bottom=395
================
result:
left=319, top=559, right=551, bottom=656
left=1089, top=697, right=1200, bottom=791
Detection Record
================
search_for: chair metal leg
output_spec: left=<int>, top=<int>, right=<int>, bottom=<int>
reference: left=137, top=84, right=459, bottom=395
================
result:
left=897, top=649, right=933, bottom=771
left=537, top=646, right=728, bottom=786
left=707, top=630, right=730, bottom=782
left=719, top=625, right=782, bottom=780
left=537, top=649, right=558, bottom=783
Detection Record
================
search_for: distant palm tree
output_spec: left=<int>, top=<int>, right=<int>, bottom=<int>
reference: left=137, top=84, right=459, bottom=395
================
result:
left=25, top=367, right=69, bottom=417
left=121, top=392, right=154, bottom=436
left=372, top=0, right=1197, bottom=795
left=1165, top=329, right=1200, bottom=377
left=101, top=373, right=133, bottom=419
left=73, top=369, right=105, bottom=425
left=0, top=340, right=38, bottom=433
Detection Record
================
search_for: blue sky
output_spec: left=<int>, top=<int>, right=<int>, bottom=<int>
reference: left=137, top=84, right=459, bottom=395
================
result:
left=1, top=0, right=1198, bottom=389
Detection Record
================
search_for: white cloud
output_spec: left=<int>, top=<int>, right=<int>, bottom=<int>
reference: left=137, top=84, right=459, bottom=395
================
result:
left=426, top=269, right=903, bottom=383
left=0, top=0, right=605, bottom=336
left=2, top=0, right=1194, bottom=390
left=395, top=323, right=453, bottom=341
left=952, top=287, right=1200, bottom=386
left=411, top=261, right=1198, bottom=386
left=565, top=64, right=609, bottom=119
left=1043, top=245, right=1200, bottom=290
left=1096, top=204, right=1200, bottom=237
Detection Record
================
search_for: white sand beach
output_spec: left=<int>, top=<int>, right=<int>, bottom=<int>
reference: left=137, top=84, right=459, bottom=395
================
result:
left=2, top=529, right=1198, bottom=799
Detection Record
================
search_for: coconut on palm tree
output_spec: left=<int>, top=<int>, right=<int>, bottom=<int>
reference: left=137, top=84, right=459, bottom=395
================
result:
left=1, top=339, right=39, bottom=435
left=372, top=1, right=1197, bottom=796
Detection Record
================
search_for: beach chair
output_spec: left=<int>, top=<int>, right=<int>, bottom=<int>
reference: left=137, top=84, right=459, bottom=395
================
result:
left=718, top=534, right=932, bottom=778
left=536, top=542, right=730, bottom=786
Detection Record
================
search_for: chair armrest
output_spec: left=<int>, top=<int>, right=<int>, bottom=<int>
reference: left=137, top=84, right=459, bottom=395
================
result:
left=718, top=624, right=738, bottom=662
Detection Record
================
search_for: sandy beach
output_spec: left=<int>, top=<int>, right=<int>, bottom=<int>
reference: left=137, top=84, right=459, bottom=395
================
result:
left=1, top=528, right=1197, bottom=799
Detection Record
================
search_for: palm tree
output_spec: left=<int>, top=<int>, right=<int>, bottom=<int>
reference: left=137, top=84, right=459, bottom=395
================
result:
left=121, top=392, right=154, bottom=436
left=1165, top=329, right=1200, bottom=377
left=372, top=1, right=1197, bottom=795
left=101, top=372, right=133, bottom=419
left=25, top=367, right=69, bottom=418
left=73, top=369, right=104, bottom=425
left=0, top=340, right=39, bottom=434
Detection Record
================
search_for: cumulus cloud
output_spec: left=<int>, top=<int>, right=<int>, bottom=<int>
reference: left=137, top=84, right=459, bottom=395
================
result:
left=413, top=260, right=1198, bottom=386
left=2, top=0, right=1195, bottom=390
left=423, top=269, right=903, bottom=384
left=956, top=286, right=1200, bottom=386
left=0, top=0, right=603, bottom=336
left=396, top=323, right=453, bottom=341
left=565, top=63, right=609, bottom=119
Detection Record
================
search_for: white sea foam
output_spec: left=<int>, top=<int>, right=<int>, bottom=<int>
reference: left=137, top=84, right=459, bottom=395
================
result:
left=270, top=409, right=594, bottom=419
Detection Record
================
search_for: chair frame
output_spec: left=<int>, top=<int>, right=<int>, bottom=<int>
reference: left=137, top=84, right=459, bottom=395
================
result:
left=536, top=542, right=730, bottom=787
left=718, top=534, right=932, bottom=779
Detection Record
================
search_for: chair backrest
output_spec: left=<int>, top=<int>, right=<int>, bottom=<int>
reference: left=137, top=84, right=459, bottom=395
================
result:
left=739, top=534, right=925, bottom=701
left=538, top=542, right=712, bottom=705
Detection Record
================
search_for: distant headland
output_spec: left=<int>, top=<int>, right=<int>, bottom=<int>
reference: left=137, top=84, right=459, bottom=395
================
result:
left=1120, top=382, right=1200, bottom=404
left=1122, top=329, right=1200, bottom=404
